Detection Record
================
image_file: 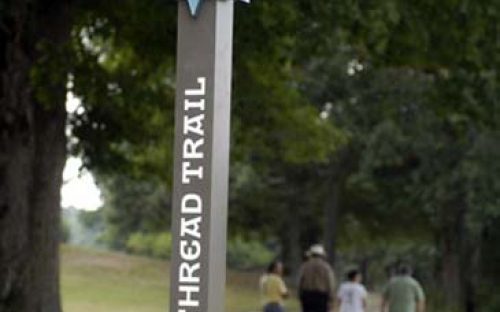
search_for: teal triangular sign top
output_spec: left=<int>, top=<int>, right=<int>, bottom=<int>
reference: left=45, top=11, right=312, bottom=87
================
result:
left=186, top=0, right=204, bottom=17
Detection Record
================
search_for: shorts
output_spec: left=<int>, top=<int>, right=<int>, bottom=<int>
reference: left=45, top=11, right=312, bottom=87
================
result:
left=263, top=302, right=285, bottom=312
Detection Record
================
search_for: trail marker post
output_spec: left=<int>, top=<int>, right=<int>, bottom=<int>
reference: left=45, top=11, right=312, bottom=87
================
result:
left=170, top=1, right=245, bottom=311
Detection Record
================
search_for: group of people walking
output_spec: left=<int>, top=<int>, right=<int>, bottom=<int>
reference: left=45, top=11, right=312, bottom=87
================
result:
left=260, top=244, right=426, bottom=312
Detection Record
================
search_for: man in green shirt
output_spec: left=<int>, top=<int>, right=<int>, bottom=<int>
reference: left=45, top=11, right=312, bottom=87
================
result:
left=381, top=265, right=425, bottom=312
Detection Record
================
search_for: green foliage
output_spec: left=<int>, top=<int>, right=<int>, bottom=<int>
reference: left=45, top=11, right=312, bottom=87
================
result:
left=125, top=232, right=172, bottom=259
left=335, top=0, right=500, bottom=69
left=124, top=232, right=272, bottom=269
left=99, top=175, right=170, bottom=250
left=226, top=236, right=275, bottom=270
left=482, top=297, right=500, bottom=312
left=32, top=41, right=73, bottom=109
left=69, top=0, right=343, bottom=184
left=292, top=3, right=500, bottom=309
left=66, top=1, right=346, bottom=266
left=69, top=1, right=177, bottom=182
left=125, top=232, right=153, bottom=256
left=151, top=232, right=173, bottom=259
left=79, top=209, right=105, bottom=232
left=46, top=1, right=500, bottom=310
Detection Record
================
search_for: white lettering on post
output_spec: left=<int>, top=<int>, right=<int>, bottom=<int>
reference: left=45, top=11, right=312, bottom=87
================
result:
left=177, top=77, right=207, bottom=311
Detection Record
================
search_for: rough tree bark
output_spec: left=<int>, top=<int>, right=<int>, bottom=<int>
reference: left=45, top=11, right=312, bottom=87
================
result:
left=0, top=1, right=72, bottom=311
left=439, top=200, right=474, bottom=312
left=440, top=232, right=463, bottom=312
left=461, top=224, right=483, bottom=312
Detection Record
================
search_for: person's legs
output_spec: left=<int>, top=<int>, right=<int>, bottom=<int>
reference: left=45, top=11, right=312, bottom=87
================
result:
left=316, top=292, right=329, bottom=312
left=300, top=291, right=329, bottom=312
left=264, top=302, right=285, bottom=312
left=300, top=291, right=313, bottom=312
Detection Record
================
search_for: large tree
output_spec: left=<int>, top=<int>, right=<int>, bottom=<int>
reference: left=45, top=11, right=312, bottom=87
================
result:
left=0, top=1, right=72, bottom=310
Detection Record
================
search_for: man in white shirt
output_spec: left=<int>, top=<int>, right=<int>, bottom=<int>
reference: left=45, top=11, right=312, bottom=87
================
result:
left=336, top=269, right=368, bottom=312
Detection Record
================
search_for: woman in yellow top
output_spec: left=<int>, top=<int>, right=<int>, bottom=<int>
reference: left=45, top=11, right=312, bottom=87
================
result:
left=260, top=260, right=288, bottom=312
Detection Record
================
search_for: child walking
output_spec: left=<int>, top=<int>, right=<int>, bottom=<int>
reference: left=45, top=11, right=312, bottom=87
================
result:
left=260, top=260, right=288, bottom=312
left=336, top=269, right=368, bottom=312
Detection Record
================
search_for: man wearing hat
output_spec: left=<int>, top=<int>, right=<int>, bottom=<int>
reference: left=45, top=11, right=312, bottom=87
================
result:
left=298, top=244, right=336, bottom=312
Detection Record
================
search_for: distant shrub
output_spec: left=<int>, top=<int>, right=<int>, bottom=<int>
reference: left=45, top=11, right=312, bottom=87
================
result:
left=126, top=232, right=172, bottom=259
left=151, top=232, right=172, bottom=259
left=125, top=232, right=272, bottom=268
left=484, top=300, right=500, bottom=312
left=479, top=284, right=500, bottom=312
left=126, top=232, right=154, bottom=256
left=227, top=236, right=274, bottom=270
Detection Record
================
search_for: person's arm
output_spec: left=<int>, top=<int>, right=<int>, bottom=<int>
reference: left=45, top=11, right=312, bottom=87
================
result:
left=327, top=267, right=336, bottom=305
left=297, top=266, right=304, bottom=293
left=362, top=286, right=368, bottom=311
left=334, top=298, right=342, bottom=312
left=416, top=299, right=426, bottom=312
left=279, top=278, right=289, bottom=299
left=334, top=286, right=344, bottom=312
left=414, top=281, right=425, bottom=312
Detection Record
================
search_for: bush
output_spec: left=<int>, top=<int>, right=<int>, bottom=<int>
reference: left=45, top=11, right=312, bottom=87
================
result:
left=125, top=232, right=273, bottom=268
left=227, top=236, right=274, bottom=270
left=126, top=232, right=154, bottom=256
left=151, top=232, right=172, bottom=259
left=126, top=232, right=172, bottom=259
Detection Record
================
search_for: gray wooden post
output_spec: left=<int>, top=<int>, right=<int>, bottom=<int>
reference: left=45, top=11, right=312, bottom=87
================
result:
left=169, top=1, right=234, bottom=311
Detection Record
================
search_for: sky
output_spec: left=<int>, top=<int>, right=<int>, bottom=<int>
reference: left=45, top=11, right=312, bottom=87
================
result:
left=61, top=91, right=103, bottom=211
left=61, top=157, right=102, bottom=211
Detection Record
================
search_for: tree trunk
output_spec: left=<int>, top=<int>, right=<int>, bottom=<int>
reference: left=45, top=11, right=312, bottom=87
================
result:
left=287, top=207, right=302, bottom=281
left=439, top=201, right=468, bottom=312
left=440, top=237, right=462, bottom=312
left=323, top=147, right=355, bottom=268
left=440, top=224, right=481, bottom=312
left=279, top=189, right=302, bottom=283
left=359, top=257, right=370, bottom=288
left=0, top=1, right=71, bottom=311
left=324, top=177, right=340, bottom=266
left=462, top=229, right=482, bottom=312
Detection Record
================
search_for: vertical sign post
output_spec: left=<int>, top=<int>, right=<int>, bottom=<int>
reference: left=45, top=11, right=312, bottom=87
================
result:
left=170, top=1, right=235, bottom=311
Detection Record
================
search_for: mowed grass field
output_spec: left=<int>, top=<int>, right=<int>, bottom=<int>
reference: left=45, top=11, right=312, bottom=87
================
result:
left=61, top=246, right=300, bottom=312
left=61, top=246, right=380, bottom=312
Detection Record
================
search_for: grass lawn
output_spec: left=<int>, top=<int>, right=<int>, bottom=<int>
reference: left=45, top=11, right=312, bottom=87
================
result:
left=61, top=246, right=381, bottom=312
left=61, top=246, right=301, bottom=312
